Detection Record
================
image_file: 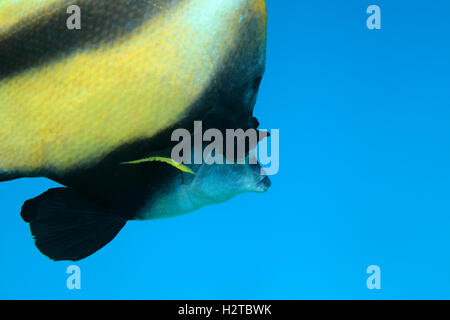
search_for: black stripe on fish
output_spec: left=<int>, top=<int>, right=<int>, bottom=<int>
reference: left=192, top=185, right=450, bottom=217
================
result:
left=0, top=0, right=181, bottom=80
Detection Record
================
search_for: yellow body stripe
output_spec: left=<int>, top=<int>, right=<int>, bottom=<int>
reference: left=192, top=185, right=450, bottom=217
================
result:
left=0, top=0, right=64, bottom=32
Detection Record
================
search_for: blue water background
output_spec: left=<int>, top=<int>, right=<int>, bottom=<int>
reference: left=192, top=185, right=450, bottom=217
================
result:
left=1, top=0, right=450, bottom=299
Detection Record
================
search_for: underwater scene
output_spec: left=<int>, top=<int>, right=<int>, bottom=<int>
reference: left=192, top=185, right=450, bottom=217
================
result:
left=0, top=0, right=450, bottom=300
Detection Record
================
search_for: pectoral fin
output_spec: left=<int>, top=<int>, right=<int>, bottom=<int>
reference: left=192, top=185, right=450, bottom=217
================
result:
left=21, top=188, right=126, bottom=261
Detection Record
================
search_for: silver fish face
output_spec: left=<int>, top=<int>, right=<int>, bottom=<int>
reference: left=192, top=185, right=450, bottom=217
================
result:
left=136, top=159, right=271, bottom=220
left=192, top=161, right=271, bottom=203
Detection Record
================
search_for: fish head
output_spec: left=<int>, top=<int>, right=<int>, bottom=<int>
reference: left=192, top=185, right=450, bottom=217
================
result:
left=190, top=159, right=271, bottom=206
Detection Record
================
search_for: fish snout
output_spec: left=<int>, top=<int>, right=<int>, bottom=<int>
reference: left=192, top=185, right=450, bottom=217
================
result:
left=256, top=175, right=271, bottom=193
left=249, top=163, right=271, bottom=193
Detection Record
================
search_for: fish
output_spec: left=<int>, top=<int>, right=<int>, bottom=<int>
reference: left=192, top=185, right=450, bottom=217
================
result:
left=21, top=154, right=271, bottom=261
left=0, top=0, right=269, bottom=261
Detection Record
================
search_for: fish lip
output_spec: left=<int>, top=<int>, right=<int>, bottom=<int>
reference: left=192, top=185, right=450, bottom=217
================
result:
left=256, top=176, right=271, bottom=192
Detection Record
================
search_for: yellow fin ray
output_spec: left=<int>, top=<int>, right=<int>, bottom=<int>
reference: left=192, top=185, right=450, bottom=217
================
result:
left=121, top=157, right=195, bottom=175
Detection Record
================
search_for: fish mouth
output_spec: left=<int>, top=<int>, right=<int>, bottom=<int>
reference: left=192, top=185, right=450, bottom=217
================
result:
left=256, top=175, right=271, bottom=192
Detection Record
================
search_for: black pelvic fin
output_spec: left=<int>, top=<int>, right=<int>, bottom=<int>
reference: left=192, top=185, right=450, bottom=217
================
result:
left=20, top=188, right=127, bottom=261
